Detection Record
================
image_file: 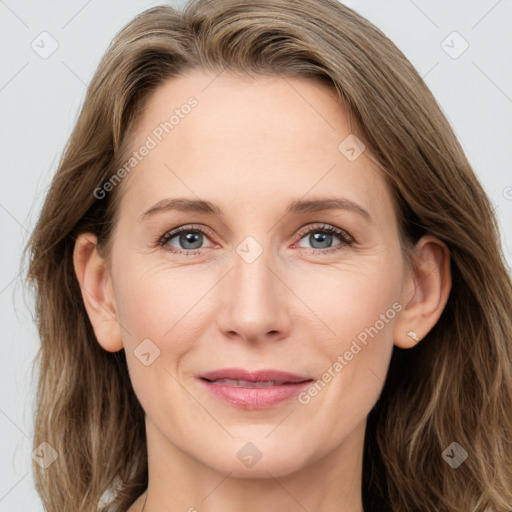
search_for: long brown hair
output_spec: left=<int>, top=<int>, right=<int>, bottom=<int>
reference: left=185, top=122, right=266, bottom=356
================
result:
left=24, top=1, right=512, bottom=510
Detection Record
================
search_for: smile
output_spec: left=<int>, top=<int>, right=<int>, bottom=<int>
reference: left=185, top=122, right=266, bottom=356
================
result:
left=197, top=368, right=314, bottom=409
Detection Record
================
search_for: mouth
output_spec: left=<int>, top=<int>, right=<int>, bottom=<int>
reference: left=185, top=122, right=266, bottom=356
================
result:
left=202, top=378, right=305, bottom=387
left=197, top=368, right=314, bottom=409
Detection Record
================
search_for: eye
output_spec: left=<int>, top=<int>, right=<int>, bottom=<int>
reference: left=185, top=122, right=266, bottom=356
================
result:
left=294, top=224, right=354, bottom=254
left=158, top=223, right=354, bottom=256
left=158, top=224, right=216, bottom=256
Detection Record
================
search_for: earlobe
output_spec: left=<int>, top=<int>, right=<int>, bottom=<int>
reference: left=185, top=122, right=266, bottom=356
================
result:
left=73, top=232, right=124, bottom=352
left=394, top=234, right=452, bottom=349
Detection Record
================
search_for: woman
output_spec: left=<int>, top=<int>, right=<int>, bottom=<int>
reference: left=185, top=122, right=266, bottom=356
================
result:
left=25, top=0, right=512, bottom=511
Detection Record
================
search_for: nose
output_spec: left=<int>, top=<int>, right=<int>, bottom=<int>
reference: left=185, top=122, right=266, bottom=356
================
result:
left=215, top=247, right=292, bottom=344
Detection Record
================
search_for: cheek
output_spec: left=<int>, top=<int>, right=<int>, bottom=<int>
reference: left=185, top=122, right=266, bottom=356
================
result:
left=113, top=255, right=209, bottom=343
left=295, top=253, right=402, bottom=405
left=111, top=259, right=207, bottom=414
left=298, top=254, right=402, bottom=347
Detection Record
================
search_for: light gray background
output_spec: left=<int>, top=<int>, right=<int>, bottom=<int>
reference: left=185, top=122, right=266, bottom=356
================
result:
left=1, top=0, right=511, bottom=510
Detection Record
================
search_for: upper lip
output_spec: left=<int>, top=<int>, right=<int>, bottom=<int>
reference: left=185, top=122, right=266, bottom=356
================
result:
left=198, top=368, right=312, bottom=384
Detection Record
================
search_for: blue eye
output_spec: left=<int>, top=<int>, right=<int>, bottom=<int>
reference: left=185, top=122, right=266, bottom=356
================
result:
left=158, top=225, right=213, bottom=255
left=295, top=224, right=354, bottom=253
left=158, top=223, right=354, bottom=256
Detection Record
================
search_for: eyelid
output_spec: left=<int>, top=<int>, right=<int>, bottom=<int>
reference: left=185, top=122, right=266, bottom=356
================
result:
left=295, top=223, right=353, bottom=243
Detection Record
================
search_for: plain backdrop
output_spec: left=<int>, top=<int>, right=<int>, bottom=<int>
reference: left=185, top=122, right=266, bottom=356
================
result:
left=1, top=0, right=511, bottom=510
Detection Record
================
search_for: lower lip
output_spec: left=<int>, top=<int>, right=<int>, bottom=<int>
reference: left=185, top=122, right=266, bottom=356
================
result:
left=199, top=379, right=313, bottom=409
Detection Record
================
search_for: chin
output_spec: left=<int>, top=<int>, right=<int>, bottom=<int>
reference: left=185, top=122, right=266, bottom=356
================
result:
left=200, top=439, right=314, bottom=479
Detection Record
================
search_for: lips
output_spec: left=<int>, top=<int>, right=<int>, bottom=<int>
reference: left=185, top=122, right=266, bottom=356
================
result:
left=207, top=379, right=289, bottom=388
left=198, top=368, right=312, bottom=385
left=197, top=368, right=314, bottom=409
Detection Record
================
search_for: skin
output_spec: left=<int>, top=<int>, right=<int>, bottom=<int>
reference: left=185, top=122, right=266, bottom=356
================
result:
left=73, top=69, right=451, bottom=512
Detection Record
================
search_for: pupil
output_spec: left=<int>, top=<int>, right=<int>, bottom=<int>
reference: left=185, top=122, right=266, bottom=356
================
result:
left=181, top=232, right=202, bottom=249
left=311, top=232, right=331, bottom=249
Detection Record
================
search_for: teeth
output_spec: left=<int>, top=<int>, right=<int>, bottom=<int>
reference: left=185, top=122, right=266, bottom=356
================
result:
left=210, top=378, right=286, bottom=388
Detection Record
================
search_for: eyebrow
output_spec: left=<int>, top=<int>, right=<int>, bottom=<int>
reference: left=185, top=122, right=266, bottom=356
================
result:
left=141, top=196, right=372, bottom=223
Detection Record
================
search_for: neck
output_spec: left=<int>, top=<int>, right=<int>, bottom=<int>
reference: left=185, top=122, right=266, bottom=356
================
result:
left=139, top=416, right=366, bottom=512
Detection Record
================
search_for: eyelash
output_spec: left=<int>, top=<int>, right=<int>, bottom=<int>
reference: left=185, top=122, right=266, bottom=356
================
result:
left=157, top=223, right=354, bottom=256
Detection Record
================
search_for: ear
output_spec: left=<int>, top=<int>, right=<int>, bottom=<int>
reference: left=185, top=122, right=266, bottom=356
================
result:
left=73, top=232, right=123, bottom=352
left=393, top=234, right=452, bottom=348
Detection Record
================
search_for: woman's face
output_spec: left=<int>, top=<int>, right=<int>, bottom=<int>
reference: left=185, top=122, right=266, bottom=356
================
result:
left=104, top=69, right=413, bottom=478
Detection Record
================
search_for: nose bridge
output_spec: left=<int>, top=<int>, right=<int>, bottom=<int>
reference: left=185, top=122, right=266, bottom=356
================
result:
left=231, top=238, right=278, bottom=311
left=228, top=212, right=277, bottom=298
left=216, top=235, right=290, bottom=341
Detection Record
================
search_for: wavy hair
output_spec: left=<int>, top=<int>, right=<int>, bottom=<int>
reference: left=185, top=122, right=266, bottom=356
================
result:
left=24, top=0, right=512, bottom=510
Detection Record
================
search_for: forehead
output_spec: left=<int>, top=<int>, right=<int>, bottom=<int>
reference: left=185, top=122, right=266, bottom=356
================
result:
left=117, top=69, right=395, bottom=227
